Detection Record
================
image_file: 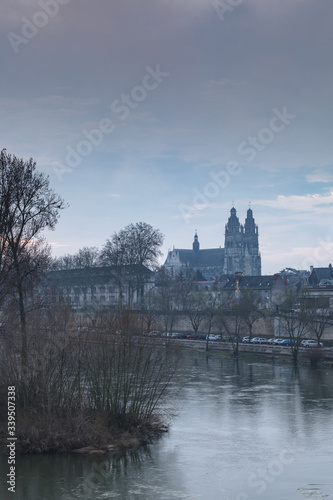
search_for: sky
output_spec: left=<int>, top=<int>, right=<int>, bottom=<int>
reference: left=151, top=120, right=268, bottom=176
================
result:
left=1, top=0, right=333, bottom=274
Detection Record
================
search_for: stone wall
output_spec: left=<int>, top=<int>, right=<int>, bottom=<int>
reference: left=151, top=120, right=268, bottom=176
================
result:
left=156, top=312, right=333, bottom=340
left=155, top=312, right=275, bottom=337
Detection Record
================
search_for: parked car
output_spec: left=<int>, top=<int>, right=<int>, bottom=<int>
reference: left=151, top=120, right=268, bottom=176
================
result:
left=251, top=338, right=268, bottom=344
left=250, top=337, right=260, bottom=344
left=187, top=334, right=195, bottom=340
left=199, top=334, right=207, bottom=341
left=273, top=338, right=285, bottom=345
left=242, top=336, right=250, bottom=343
left=281, top=339, right=294, bottom=346
left=267, top=338, right=276, bottom=344
left=147, top=331, right=161, bottom=337
left=208, top=334, right=219, bottom=341
left=303, top=340, right=324, bottom=348
left=172, top=332, right=187, bottom=339
left=257, top=338, right=268, bottom=344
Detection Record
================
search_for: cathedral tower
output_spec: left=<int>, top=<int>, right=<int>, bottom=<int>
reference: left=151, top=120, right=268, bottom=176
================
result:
left=223, top=207, right=243, bottom=275
left=193, top=231, right=199, bottom=253
left=243, top=208, right=261, bottom=275
left=223, top=207, right=261, bottom=276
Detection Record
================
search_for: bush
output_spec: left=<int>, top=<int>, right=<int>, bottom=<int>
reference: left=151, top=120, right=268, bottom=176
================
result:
left=0, top=313, right=180, bottom=454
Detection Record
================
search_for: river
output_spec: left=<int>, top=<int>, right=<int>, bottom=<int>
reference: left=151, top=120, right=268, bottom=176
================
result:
left=1, top=351, right=333, bottom=500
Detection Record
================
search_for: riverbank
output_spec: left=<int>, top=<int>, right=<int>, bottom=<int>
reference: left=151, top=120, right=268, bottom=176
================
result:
left=175, top=338, right=333, bottom=364
left=0, top=329, right=179, bottom=456
left=0, top=415, right=168, bottom=456
left=70, top=419, right=169, bottom=455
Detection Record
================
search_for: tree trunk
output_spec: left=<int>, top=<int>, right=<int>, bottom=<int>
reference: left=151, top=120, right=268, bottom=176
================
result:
left=13, top=256, right=28, bottom=376
left=18, top=283, right=28, bottom=373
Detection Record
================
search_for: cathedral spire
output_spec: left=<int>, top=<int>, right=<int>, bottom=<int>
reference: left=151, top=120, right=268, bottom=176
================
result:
left=225, top=207, right=241, bottom=234
left=193, top=230, right=200, bottom=253
left=245, top=207, right=257, bottom=234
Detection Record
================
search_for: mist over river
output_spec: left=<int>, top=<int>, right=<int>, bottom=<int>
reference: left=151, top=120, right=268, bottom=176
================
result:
left=1, top=351, right=333, bottom=500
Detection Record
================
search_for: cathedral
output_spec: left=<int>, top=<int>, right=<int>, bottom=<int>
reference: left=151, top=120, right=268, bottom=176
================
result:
left=164, top=207, right=261, bottom=280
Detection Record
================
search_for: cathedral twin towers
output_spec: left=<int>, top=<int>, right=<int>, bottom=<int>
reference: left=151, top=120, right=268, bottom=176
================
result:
left=223, top=207, right=261, bottom=276
left=164, top=207, right=261, bottom=279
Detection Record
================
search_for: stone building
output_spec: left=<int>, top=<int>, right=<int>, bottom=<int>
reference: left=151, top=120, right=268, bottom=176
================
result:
left=164, top=207, right=261, bottom=280
left=308, top=264, right=333, bottom=286
left=49, top=264, right=154, bottom=311
left=221, top=274, right=286, bottom=309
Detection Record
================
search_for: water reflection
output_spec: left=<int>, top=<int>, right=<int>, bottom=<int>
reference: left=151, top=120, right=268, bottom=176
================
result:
left=1, top=352, right=333, bottom=499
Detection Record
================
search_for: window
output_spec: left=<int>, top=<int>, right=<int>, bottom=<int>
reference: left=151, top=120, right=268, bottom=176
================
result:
left=302, top=296, right=330, bottom=308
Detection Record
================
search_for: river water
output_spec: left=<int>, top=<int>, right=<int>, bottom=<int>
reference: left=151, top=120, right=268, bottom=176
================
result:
left=1, top=351, right=333, bottom=500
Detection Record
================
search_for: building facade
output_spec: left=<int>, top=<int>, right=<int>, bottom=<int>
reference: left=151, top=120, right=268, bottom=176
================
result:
left=164, top=207, right=261, bottom=279
left=49, top=265, right=154, bottom=311
left=221, top=274, right=285, bottom=309
left=309, top=264, right=333, bottom=286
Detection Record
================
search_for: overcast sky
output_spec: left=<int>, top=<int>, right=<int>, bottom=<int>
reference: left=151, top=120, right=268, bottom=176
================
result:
left=1, top=0, right=333, bottom=274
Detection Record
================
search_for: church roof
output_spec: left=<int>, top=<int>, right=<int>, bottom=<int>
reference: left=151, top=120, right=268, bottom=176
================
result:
left=171, top=248, right=224, bottom=267
left=48, top=265, right=153, bottom=287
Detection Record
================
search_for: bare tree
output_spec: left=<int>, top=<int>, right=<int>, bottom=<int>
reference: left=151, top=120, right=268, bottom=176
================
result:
left=100, top=222, right=164, bottom=308
left=301, top=291, right=333, bottom=346
left=122, top=222, right=164, bottom=270
left=237, top=289, right=263, bottom=342
left=150, top=269, right=181, bottom=335
left=205, top=291, right=221, bottom=335
left=52, top=246, right=100, bottom=270
left=0, top=149, right=66, bottom=372
left=140, top=288, right=162, bottom=334
left=278, top=288, right=308, bottom=364
left=74, top=246, right=100, bottom=268
left=180, top=284, right=207, bottom=335
left=51, top=253, right=76, bottom=271
left=100, top=222, right=164, bottom=269
left=224, top=298, right=244, bottom=356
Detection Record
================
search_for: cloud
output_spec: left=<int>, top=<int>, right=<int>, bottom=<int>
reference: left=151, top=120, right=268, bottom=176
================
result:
left=264, top=241, right=333, bottom=270
left=256, top=191, right=333, bottom=213
left=49, top=241, right=71, bottom=249
left=306, top=169, right=333, bottom=184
